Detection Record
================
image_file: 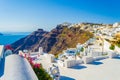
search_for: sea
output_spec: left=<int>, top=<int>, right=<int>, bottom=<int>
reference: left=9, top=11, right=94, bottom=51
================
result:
left=0, top=32, right=31, bottom=45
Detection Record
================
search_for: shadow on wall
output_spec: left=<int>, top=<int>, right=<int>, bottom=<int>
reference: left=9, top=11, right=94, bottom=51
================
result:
left=0, top=57, right=5, bottom=77
left=60, top=76, right=75, bottom=80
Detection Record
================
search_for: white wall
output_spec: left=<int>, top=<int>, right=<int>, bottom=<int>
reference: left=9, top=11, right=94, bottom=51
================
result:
left=103, top=40, right=111, bottom=52
left=0, top=45, right=4, bottom=62
left=4, top=54, right=38, bottom=80
left=115, top=46, right=120, bottom=53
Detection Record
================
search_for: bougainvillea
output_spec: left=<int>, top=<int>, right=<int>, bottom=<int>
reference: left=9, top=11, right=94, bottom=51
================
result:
left=5, top=45, right=13, bottom=50
left=27, top=57, right=53, bottom=80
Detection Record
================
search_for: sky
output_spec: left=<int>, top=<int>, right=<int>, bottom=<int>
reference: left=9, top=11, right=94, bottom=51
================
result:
left=0, top=0, right=120, bottom=32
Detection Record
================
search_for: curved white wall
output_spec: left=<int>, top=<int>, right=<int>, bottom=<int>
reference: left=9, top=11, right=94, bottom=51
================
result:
left=4, top=54, right=38, bottom=80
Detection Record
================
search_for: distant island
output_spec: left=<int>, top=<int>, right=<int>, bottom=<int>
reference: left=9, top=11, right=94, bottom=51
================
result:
left=0, top=33, right=3, bottom=35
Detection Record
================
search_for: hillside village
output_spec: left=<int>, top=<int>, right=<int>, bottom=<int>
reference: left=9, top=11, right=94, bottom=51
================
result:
left=0, top=22, right=120, bottom=80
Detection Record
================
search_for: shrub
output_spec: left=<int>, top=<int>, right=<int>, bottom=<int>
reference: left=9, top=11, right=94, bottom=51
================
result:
left=117, top=43, right=120, bottom=48
left=60, top=33, right=66, bottom=37
left=55, top=53, right=59, bottom=59
left=76, top=51, right=80, bottom=56
left=33, top=66, right=53, bottom=80
left=81, top=47, right=84, bottom=52
left=109, top=44, right=115, bottom=50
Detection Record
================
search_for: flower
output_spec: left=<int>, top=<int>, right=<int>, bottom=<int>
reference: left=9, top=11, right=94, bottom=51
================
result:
left=33, top=63, right=41, bottom=68
left=5, top=45, right=13, bottom=50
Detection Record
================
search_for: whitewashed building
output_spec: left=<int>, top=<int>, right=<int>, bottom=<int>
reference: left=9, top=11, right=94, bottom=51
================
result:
left=87, top=45, right=103, bottom=57
left=113, top=22, right=120, bottom=27
left=39, top=47, right=43, bottom=55
left=0, top=45, right=4, bottom=62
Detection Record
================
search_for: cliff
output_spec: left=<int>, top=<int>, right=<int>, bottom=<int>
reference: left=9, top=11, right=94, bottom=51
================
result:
left=11, top=24, right=93, bottom=55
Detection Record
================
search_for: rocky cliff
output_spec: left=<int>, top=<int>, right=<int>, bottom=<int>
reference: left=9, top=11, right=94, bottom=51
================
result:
left=11, top=23, right=93, bottom=55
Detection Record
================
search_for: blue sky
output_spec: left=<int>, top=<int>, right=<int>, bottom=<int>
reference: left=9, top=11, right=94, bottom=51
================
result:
left=0, top=0, right=120, bottom=32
